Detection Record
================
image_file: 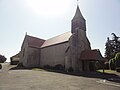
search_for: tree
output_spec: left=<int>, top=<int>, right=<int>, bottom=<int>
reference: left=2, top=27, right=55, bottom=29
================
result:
left=109, top=58, right=116, bottom=70
left=108, top=52, right=120, bottom=71
left=105, top=37, right=115, bottom=60
left=111, top=33, right=120, bottom=54
left=105, top=33, right=120, bottom=60
left=0, top=54, right=7, bottom=63
left=115, top=52, right=120, bottom=68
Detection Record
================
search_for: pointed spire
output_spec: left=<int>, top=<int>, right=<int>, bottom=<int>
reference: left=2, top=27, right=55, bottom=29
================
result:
left=73, top=4, right=84, bottom=20
left=71, top=0, right=86, bottom=33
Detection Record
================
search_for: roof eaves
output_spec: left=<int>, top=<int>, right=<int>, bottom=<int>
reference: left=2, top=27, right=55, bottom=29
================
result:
left=41, top=41, right=68, bottom=49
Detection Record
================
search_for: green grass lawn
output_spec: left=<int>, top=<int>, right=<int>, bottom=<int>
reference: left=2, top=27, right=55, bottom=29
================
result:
left=32, top=68, right=44, bottom=71
left=97, top=69, right=116, bottom=74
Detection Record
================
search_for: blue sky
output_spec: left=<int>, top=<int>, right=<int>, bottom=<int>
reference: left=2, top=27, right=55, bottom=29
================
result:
left=0, top=0, right=120, bottom=62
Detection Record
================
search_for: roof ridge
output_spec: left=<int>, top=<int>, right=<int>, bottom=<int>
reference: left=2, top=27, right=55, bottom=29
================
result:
left=45, top=31, right=70, bottom=41
left=26, top=34, right=45, bottom=41
left=41, top=31, right=72, bottom=48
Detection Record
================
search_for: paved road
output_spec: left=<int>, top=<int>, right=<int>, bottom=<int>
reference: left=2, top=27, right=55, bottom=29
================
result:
left=0, top=63, right=120, bottom=90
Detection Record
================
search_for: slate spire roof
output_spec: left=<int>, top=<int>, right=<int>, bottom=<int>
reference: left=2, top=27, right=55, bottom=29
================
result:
left=73, top=5, right=84, bottom=20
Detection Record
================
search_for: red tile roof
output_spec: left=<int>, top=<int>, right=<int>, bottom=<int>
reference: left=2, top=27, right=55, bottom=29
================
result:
left=26, top=35, right=45, bottom=48
left=80, top=49, right=104, bottom=61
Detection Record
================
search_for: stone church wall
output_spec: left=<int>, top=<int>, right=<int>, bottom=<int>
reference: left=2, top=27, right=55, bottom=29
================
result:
left=26, top=47, right=40, bottom=68
left=19, top=38, right=28, bottom=67
left=40, top=42, right=69, bottom=67
left=19, top=37, right=40, bottom=68
left=77, top=30, right=91, bottom=71
left=69, top=29, right=91, bottom=72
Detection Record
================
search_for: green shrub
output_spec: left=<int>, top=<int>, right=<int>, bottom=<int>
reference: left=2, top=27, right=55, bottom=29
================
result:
left=115, top=53, right=120, bottom=60
left=68, top=67, right=73, bottom=72
left=43, top=65, right=51, bottom=69
left=115, top=52, right=120, bottom=68
left=109, top=58, right=115, bottom=70
left=17, top=62, right=24, bottom=67
left=104, top=62, right=109, bottom=69
left=53, top=64, right=64, bottom=71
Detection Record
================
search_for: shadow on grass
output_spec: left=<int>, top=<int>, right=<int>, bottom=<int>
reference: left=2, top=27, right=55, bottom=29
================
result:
left=9, top=66, right=120, bottom=83
left=41, top=68, right=120, bottom=84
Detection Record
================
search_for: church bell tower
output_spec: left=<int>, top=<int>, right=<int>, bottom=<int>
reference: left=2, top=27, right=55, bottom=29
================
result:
left=69, top=2, right=91, bottom=72
left=71, top=5, right=86, bottom=33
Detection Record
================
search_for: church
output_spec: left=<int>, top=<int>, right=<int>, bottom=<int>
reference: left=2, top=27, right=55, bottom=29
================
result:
left=19, top=5, right=104, bottom=72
